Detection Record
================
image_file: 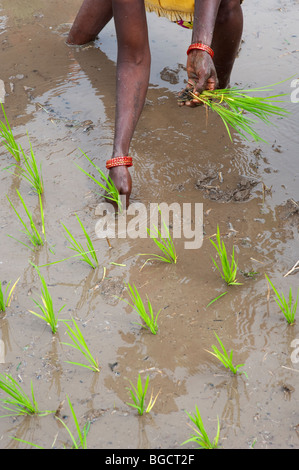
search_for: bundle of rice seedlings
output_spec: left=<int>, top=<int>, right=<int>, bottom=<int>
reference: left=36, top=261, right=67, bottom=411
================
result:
left=179, top=81, right=289, bottom=142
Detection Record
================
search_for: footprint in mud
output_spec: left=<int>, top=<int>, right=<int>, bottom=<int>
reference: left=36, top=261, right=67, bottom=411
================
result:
left=195, top=170, right=260, bottom=202
left=160, top=65, right=185, bottom=85
left=276, top=199, right=299, bottom=228
left=99, top=277, right=125, bottom=306
left=281, top=383, right=295, bottom=401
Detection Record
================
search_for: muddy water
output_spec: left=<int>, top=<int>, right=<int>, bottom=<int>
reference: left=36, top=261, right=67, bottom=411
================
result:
left=0, top=0, right=298, bottom=450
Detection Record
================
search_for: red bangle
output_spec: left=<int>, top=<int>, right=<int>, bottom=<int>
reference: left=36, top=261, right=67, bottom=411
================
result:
left=187, top=43, right=214, bottom=59
left=106, top=156, right=133, bottom=169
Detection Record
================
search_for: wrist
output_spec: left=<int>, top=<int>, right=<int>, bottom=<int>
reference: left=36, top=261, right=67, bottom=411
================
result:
left=106, top=156, right=133, bottom=169
left=187, top=43, right=214, bottom=59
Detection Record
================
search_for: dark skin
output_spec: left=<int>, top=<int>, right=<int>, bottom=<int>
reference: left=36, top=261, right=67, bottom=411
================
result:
left=67, top=0, right=243, bottom=208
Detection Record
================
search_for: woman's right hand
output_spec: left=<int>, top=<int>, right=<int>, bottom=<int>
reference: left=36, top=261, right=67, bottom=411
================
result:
left=109, top=166, right=132, bottom=209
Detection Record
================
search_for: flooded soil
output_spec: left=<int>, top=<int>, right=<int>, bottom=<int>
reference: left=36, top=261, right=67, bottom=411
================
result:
left=0, top=0, right=299, bottom=450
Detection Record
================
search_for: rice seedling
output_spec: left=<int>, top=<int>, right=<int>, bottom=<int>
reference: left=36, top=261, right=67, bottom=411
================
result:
left=206, top=332, right=247, bottom=377
left=10, top=437, right=44, bottom=449
left=0, top=278, right=19, bottom=312
left=76, top=149, right=122, bottom=212
left=139, top=208, right=177, bottom=268
left=29, top=263, right=65, bottom=334
left=0, top=103, right=21, bottom=161
left=206, top=291, right=228, bottom=308
left=179, top=81, right=289, bottom=142
left=0, top=373, right=54, bottom=417
left=266, top=274, right=298, bottom=325
left=56, top=395, right=90, bottom=449
left=181, top=405, right=220, bottom=449
left=1, top=106, right=43, bottom=192
left=39, top=193, right=46, bottom=241
left=16, top=134, right=44, bottom=195
left=126, top=374, right=159, bottom=415
left=61, top=317, right=100, bottom=372
left=61, top=213, right=98, bottom=269
left=122, top=283, right=161, bottom=335
left=7, top=189, right=45, bottom=250
left=210, top=225, right=242, bottom=286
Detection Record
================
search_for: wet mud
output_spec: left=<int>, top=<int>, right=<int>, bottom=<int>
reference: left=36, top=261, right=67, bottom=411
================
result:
left=0, top=0, right=299, bottom=449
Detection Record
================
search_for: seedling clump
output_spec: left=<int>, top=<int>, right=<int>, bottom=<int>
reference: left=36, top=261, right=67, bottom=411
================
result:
left=7, top=190, right=45, bottom=250
left=29, top=263, right=65, bottom=334
left=139, top=207, right=177, bottom=268
left=210, top=225, right=242, bottom=286
left=0, top=373, right=53, bottom=417
left=266, top=274, right=298, bottom=325
left=122, top=283, right=161, bottom=335
left=182, top=405, right=220, bottom=449
left=62, top=213, right=99, bottom=269
left=126, top=374, right=159, bottom=415
left=61, top=317, right=100, bottom=372
left=206, top=332, right=247, bottom=377
left=76, top=149, right=122, bottom=212
left=0, top=278, right=19, bottom=312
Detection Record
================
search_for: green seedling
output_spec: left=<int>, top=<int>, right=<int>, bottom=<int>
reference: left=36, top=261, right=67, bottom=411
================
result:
left=122, top=283, right=161, bottom=335
left=126, top=374, right=159, bottom=415
left=139, top=209, right=177, bottom=268
left=16, top=135, right=44, bottom=195
left=7, top=190, right=45, bottom=250
left=62, top=213, right=98, bottom=269
left=0, top=103, right=21, bottom=161
left=29, top=263, right=65, bottom=334
left=0, top=373, right=53, bottom=417
left=180, top=81, right=289, bottom=142
left=182, top=405, right=220, bottom=449
left=56, top=395, right=90, bottom=449
left=3, top=131, right=44, bottom=194
left=61, top=317, right=100, bottom=372
left=206, top=291, right=228, bottom=308
left=10, top=437, right=44, bottom=449
left=76, top=149, right=122, bottom=212
left=266, top=274, right=298, bottom=325
left=210, top=225, right=242, bottom=286
left=0, top=278, right=19, bottom=312
left=39, top=193, right=46, bottom=241
left=206, top=332, right=247, bottom=377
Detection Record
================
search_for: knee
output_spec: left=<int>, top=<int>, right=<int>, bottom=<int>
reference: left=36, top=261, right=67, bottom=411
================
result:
left=217, top=0, right=242, bottom=24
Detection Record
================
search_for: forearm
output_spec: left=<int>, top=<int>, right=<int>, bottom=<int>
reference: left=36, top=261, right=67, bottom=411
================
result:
left=112, top=0, right=150, bottom=155
left=113, top=61, right=150, bottom=155
left=192, top=0, right=222, bottom=45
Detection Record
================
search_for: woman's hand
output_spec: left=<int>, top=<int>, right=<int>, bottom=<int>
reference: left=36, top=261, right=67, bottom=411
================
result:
left=179, top=50, right=218, bottom=107
left=109, top=165, right=132, bottom=209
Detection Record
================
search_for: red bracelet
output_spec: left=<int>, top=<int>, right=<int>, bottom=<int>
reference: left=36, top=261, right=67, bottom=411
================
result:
left=187, top=43, right=214, bottom=59
left=106, top=156, right=133, bottom=169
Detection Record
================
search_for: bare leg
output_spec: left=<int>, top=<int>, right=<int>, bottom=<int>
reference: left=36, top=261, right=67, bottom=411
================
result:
left=212, top=0, right=243, bottom=88
left=67, top=0, right=113, bottom=45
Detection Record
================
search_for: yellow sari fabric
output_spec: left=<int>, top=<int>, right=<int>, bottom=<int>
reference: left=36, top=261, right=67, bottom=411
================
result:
left=144, top=0, right=243, bottom=22
left=145, top=0, right=195, bottom=22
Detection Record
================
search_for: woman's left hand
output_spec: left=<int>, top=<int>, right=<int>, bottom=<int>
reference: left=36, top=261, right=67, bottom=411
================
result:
left=178, top=50, right=218, bottom=107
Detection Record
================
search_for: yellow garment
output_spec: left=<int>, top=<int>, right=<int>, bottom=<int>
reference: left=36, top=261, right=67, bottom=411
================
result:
left=145, top=0, right=195, bottom=22
left=145, top=0, right=243, bottom=22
